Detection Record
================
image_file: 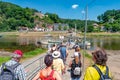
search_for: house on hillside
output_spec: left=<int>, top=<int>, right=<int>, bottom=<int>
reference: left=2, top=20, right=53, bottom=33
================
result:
left=53, top=23, right=69, bottom=31
left=93, top=23, right=99, bottom=28
left=93, top=23, right=106, bottom=32
left=100, top=26, right=106, bottom=31
left=34, top=12, right=46, bottom=31
left=18, top=26, right=29, bottom=32
left=34, top=24, right=44, bottom=32
left=34, top=12, right=44, bottom=18
left=46, top=24, right=53, bottom=31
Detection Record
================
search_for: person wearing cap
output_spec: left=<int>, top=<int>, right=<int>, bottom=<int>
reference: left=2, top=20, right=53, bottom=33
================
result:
left=84, top=48, right=112, bottom=80
left=52, top=51, right=65, bottom=75
left=0, top=50, right=26, bottom=80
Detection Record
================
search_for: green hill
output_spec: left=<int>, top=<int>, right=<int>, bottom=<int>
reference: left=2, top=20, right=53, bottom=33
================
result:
left=0, top=1, right=95, bottom=32
left=0, top=1, right=38, bottom=31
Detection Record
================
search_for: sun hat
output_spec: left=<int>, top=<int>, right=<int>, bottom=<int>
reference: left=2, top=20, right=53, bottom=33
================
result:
left=12, top=50, right=23, bottom=58
left=52, top=51, right=60, bottom=58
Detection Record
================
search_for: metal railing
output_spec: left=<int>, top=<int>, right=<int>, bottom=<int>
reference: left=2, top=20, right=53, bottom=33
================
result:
left=24, top=55, right=46, bottom=80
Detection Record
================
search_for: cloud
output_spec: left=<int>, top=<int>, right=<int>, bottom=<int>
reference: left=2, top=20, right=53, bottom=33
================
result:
left=81, top=10, right=85, bottom=14
left=72, top=4, right=79, bottom=9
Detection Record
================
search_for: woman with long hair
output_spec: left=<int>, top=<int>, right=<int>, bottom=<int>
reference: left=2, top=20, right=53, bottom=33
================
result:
left=69, top=47, right=82, bottom=80
left=33, top=54, right=62, bottom=80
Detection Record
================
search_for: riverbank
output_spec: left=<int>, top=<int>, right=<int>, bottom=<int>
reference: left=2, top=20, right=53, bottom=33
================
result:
left=106, top=50, right=120, bottom=80
left=0, top=32, right=120, bottom=79
left=86, top=32, right=120, bottom=37
left=1, top=31, right=120, bottom=36
left=0, top=48, right=46, bottom=65
left=0, top=31, right=68, bottom=37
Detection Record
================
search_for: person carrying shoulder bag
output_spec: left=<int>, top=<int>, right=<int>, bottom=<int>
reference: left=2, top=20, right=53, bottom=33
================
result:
left=84, top=48, right=112, bottom=80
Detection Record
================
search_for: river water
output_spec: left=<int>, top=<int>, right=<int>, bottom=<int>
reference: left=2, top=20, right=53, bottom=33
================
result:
left=88, top=36, right=120, bottom=50
left=0, top=36, right=120, bottom=53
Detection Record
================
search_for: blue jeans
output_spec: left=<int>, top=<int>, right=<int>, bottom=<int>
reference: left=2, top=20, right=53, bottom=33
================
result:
left=71, top=77, right=80, bottom=80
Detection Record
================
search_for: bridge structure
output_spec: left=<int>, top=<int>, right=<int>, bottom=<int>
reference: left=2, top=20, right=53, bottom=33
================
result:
left=22, top=35, right=86, bottom=80
left=22, top=47, right=85, bottom=80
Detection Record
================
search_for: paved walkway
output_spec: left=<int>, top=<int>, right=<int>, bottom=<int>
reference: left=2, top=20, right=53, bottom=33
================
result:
left=62, top=49, right=74, bottom=80
left=22, top=48, right=84, bottom=80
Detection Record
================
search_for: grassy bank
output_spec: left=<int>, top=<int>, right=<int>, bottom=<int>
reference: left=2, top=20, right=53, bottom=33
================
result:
left=85, top=32, right=120, bottom=37
left=81, top=50, right=92, bottom=58
left=1, top=31, right=120, bottom=37
left=23, top=48, right=46, bottom=59
left=81, top=50, right=93, bottom=67
left=0, top=57, right=11, bottom=65
left=0, top=48, right=46, bottom=65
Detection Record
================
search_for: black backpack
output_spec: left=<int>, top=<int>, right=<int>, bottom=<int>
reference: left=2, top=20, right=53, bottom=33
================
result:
left=0, top=63, right=20, bottom=80
left=93, top=65, right=112, bottom=80
left=71, top=60, right=82, bottom=76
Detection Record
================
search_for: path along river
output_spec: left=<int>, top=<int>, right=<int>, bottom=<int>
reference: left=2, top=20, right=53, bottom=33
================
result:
left=22, top=48, right=120, bottom=80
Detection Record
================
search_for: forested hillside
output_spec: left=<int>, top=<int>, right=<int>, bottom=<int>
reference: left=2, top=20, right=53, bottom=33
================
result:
left=97, top=10, right=120, bottom=32
left=0, top=1, right=39, bottom=31
left=0, top=1, right=95, bottom=32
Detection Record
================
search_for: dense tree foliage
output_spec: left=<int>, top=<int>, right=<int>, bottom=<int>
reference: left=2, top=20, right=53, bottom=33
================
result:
left=45, top=13, right=60, bottom=23
left=97, top=9, right=120, bottom=32
left=60, top=19, right=95, bottom=32
left=1, top=1, right=119, bottom=32
left=0, top=1, right=38, bottom=31
left=0, top=1, right=95, bottom=32
left=43, top=12, right=95, bottom=32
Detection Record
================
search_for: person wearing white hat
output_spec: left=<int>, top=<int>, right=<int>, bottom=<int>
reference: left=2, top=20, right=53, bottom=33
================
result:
left=52, top=51, right=65, bottom=75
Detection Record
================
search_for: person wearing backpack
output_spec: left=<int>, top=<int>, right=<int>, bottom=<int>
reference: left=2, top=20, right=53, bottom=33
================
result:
left=32, top=54, right=62, bottom=80
left=69, top=47, right=82, bottom=80
left=0, top=50, right=26, bottom=80
left=84, top=48, right=112, bottom=80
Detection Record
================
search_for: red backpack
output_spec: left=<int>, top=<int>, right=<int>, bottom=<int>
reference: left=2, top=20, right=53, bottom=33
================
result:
left=40, top=70, right=56, bottom=80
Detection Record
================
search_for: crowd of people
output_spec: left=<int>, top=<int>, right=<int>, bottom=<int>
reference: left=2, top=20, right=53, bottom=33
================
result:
left=33, top=42, right=112, bottom=80
left=0, top=42, right=112, bottom=80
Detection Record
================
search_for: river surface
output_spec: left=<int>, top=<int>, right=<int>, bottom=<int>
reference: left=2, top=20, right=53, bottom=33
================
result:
left=88, top=36, right=120, bottom=50
left=0, top=36, right=120, bottom=52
